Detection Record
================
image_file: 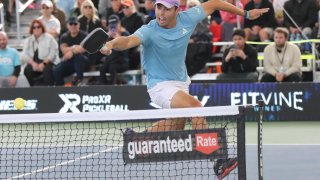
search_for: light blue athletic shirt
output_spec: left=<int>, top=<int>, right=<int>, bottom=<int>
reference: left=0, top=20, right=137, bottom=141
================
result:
left=134, top=5, right=206, bottom=89
left=0, top=48, right=20, bottom=77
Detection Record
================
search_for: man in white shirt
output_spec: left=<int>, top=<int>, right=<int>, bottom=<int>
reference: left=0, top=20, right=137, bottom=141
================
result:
left=261, top=27, right=302, bottom=82
left=37, top=0, right=61, bottom=38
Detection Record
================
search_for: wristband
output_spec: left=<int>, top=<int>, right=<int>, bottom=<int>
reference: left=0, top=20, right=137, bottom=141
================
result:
left=244, top=10, right=250, bottom=19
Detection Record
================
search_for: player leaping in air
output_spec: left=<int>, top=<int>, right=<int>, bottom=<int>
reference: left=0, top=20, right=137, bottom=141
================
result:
left=100, top=0, right=268, bottom=179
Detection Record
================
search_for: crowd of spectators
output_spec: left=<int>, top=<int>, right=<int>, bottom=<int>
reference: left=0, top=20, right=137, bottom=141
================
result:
left=1, top=0, right=319, bottom=87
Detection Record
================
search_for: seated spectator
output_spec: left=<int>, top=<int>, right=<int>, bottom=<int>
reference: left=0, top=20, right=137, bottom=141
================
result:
left=144, top=0, right=156, bottom=24
left=78, top=0, right=102, bottom=33
left=283, top=0, right=317, bottom=39
left=261, top=27, right=302, bottom=82
left=0, top=31, right=21, bottom=88
left=23, top=20, right=59, bottom=86
left=78, top=0, right=103, bottom=68
left=220, top=0, right=244, bottom=41
left=121, top=0, right=144, bottom=35
left=101, top=0, right=124, bottom=29
left=120, top=0, right=144, bottom=70
left=50, top=0, right=67, bottom=33
left=37, top=0, right=61, bottom=39
left=217, top=29, right=259, bottom=82
left=98, top=0, right=111, bottom=20
left=185, top=0, right=212, bottom=76
left=53, top=17, right=89, bottom=86
left=71, top=0, right=85, bottom=18
left=188, top=0, right=212, bottom=43
left=97, top=15, right=130, bottom=85
left=244, top=0, right=276, bottom=42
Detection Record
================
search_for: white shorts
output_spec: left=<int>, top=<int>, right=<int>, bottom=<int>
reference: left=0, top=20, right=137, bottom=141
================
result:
left=148, top=78, right=191, bottom=109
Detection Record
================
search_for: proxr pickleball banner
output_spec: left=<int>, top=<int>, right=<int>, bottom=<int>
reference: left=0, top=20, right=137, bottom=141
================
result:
left=122, top=128, right=228, bottom=164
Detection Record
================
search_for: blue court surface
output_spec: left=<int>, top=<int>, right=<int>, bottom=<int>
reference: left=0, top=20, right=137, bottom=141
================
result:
left=1, top=144, right=319, bottom=179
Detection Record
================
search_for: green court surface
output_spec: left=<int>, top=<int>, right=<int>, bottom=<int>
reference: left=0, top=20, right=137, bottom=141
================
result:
left=246, top=121, right=320, bottom=144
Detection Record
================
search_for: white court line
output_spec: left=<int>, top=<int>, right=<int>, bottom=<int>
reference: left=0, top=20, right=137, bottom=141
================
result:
left=7, top=146, right=121, bottom=180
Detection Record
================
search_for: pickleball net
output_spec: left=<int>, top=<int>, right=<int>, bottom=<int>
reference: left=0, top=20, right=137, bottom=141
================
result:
left=0, top=106, right=247, bottom=179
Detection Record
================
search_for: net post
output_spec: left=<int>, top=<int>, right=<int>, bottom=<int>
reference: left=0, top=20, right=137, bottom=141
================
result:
left=237, top=106, right=246, bottom=180
left=258, top=100, right=264, bottom=180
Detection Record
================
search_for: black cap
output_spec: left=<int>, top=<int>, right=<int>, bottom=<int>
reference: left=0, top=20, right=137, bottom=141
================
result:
left=67, top=17, right=79, bottom=24
left=108, top=15, right=120, bottom=25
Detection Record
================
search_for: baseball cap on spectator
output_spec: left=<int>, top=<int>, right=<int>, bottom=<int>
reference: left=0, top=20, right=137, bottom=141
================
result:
left=155, top=0, right=180, bottom=8
left=121, top=0, right=134, bottom=7
left=108, top=15, right=120, bottom=25
left=41, top=0, right=53, bottom=8
left=67, top=17, right=79, bottom=24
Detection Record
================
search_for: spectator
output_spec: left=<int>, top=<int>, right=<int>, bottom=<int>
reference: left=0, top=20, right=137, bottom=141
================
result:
left=50, top=0, right=67, bottom=34
left=78, top=0, right=103, bottom=68
left=217, top=29, right=259, bottom=82
left=78, top=0, right=102, bottom=33
left=244, top=0, right=276, bottom=42
left=71, top=0, right=85, bottom=17
left=185, top=0, right=212, bottom=76
left=0, top=31, right=20, bottom=88
left=188, top=0, right=211, bottom=43
left=120, top=0, right=144, bottom=70
left=283, top=0, right=318, bottom=39
left=220, top=0, right=244, bottom=41
left=144, top=0, right=156, bottom=24
left=101, top=0, right=124, bottom=29
left=37, top=0, right=61, bottom=39
left=261, top=27, right=302, bottom=82
left=97, top=15, right=130, bottom=85
left=53, top=17, right=89, bottom=86
left=98, top=0, right=111, bottom=19
left=121, top=0, right=144, bottom=35
left=23, top=20, right=59, bottom=86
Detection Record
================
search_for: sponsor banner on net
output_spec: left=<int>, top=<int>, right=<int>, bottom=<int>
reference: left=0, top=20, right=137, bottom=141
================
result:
left=122, top=128, right=228, bottom=164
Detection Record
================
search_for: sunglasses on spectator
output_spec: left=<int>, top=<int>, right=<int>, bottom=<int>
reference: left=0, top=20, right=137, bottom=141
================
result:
left=41, top=6, right=49, bottom=10
left=123, top=6, right=130, bottom=9
left=69, top=23, right=78, bottom=26
left=83, top=6, right=92, bottom=9
left=33, top=25, right=41, bottom=29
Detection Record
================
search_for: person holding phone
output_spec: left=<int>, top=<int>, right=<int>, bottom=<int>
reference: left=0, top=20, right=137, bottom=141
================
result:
left=96, top=15, right=130, bottom=85
left=217, top=29, right=259, bottom=82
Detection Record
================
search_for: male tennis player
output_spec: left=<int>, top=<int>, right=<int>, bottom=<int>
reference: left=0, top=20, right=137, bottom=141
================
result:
left=101, top=0, right=268, bottom=179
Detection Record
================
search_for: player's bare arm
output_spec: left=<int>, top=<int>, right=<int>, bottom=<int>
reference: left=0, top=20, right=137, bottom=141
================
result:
left=201, top=0, right=269, bottom=20
left=100, top=35, right=141, bottom=55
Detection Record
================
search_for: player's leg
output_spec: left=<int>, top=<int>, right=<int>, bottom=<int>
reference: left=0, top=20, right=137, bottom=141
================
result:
left=171, top=90, right=208, bottom=129
left=146, top=82, right=191, bottom=132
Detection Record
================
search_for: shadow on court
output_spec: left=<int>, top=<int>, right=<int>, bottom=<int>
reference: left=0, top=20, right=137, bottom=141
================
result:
left=1, top=145, right=319, bottom=179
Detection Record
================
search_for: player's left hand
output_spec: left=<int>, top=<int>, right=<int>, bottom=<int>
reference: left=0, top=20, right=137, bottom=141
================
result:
left=248, top=8, right=269, bottom=20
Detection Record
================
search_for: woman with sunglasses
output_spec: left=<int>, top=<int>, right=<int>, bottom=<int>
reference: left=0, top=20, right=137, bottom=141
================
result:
left=23, top=19, right=59, bottom=86
left=78, top=0, right=102, bottom=34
